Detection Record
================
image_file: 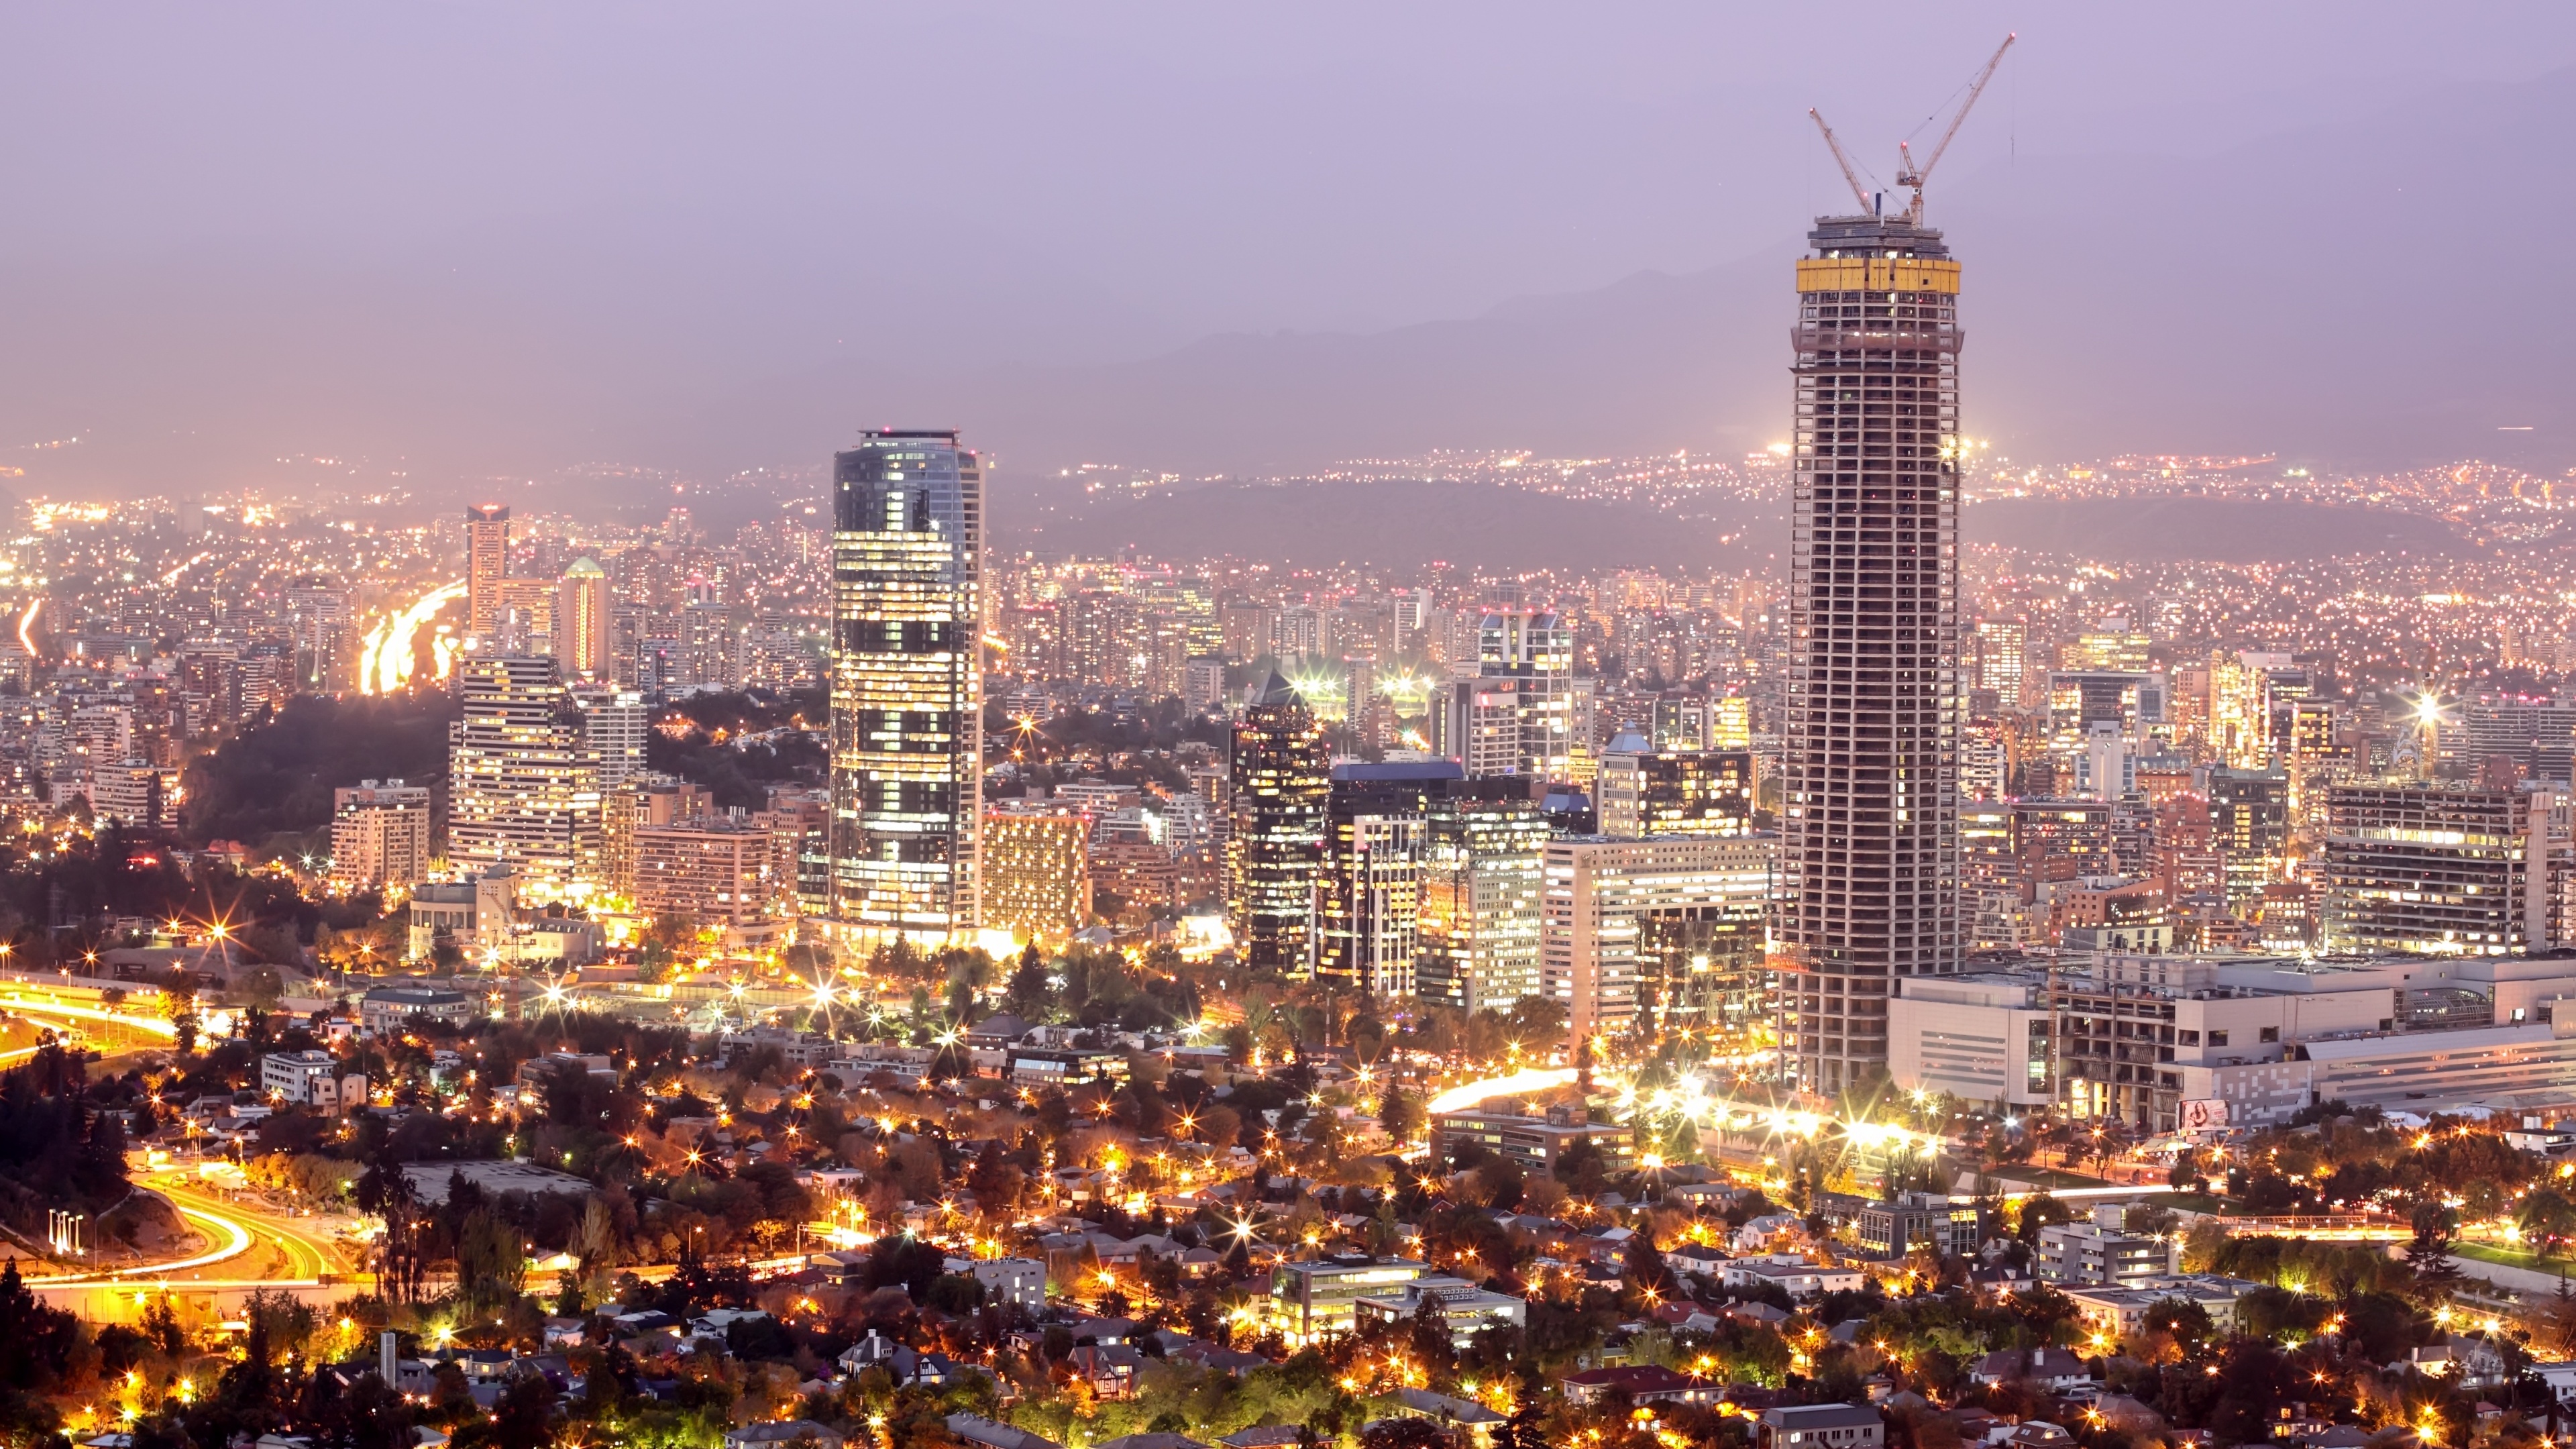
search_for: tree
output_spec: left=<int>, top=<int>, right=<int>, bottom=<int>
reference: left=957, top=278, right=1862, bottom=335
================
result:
left=1004, top=945, right=1054, bottom=1020
left=2143, top=1295, right=2216, bottom=1353
left=2406, top=1201, right=2463, bottom=1299
left=451, top=1371, right=555, bottom=1449
left=457, top=1210, right=528, bottom=1316
left=1379, top=1081, right=1423, bottom=1145
left=2523, top=1186, right=2576, bottom=1259
left=2013, top=1193, right=2076, bottom=1244
left=357, top=1157, right=428, bottom=1302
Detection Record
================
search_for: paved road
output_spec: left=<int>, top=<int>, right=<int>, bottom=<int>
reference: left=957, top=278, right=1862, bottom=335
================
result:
left=2450, top=1250, right=2576, bottom=1297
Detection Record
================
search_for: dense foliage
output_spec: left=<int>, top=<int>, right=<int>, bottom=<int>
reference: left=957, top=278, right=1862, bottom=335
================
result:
left=181, top=692, right=459, bottom=847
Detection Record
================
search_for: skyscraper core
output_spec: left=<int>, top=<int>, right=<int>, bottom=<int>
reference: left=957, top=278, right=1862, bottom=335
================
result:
left=828, top=429, right=983, bottom=941
left=1779, top=214, right=1966, bottom=1097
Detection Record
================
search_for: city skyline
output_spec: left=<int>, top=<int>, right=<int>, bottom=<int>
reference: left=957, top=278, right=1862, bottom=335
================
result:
left=11, top=15, right=2576, bottom=1449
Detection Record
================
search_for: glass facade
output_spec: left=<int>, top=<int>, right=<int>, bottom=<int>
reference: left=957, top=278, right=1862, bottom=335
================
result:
left=828, top=431, right=983, bottom=939
left=1227, top=674, right=1330, bottom=972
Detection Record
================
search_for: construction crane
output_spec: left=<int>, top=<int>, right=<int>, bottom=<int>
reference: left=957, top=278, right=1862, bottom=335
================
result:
left=1892, top=34, right=2015, bottom=224
left=1807, top=109, right=1876, bottom=215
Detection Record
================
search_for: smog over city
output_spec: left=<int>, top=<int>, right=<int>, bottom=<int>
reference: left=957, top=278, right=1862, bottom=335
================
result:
left=3, top=6, right=2576, bottom=1449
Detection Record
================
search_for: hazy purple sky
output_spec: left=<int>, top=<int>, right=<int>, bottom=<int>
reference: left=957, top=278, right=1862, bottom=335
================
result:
left=7, top=3, right=2576, bottom=497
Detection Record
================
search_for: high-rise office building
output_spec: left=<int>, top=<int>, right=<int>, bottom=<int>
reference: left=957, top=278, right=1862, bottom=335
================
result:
left=1227, top=673, right=1330, bottom=972
left=1312, top=761, right=1534, bottom=1001
left=557, top=558, right=612, bottom=680
left=447, top=654, right=599, bottom=894
left=1595, top=739, right=1756, bottom=839
left=1315, top=760, right=1458, bottom=998
left=981, top=810, right=1093, bottom=945
left=1417, top=791, right=1551, bottom=1012
left=827, top=431, right=983, bottom=940
left=1778, top=213, right=1966, bottom=1097
left=1544, top=834, right=1778, bottom=1044
left=2454, top=697, right=2576, bottom=786
left=2208, top=766, right=2290, bottom=908
left=1974, top=621, right=2026, bottom=706
left=465, top=504, right=511, bottom=637
left=2320, top=782, right=2569, bottom=955
left=1437, top=611, right=1576, bottom=781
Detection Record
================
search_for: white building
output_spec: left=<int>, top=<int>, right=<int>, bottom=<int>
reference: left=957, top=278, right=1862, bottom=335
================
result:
left=89, top=759, right=168, bottom=829
left=1889, top=950, right=2576, bottom=1127
left=407, top=869, right=518, bottom=961
left=1886, top=973, right=2056, bottom=1112
left=2061, top=1275, right=2264, bottom=1338
left=572, top=686, right=649, bottom=788
left=2037, top=1210, right=2181, bottom=1286
left=1719, top=1254, right=1868, bottom=1297
left=331, top=779, right=433, bottom=890
left=260, top=1049, right=362, bottom=1110
left=1542, top=834, right=1775, bottom=1040
left=361, top=985, right=478, bottom=1036
left=1352, top=1276, right=1527, bottom=1348
left=968, top=1257, right=1046, bottom=1313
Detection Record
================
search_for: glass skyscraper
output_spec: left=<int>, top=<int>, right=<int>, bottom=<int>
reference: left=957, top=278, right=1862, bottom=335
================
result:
left=827, top=429, right=984, bottom=941
left=1779, top=214, right=1966, bottom=1097
left=1228, top=672, right=1330, bottom=973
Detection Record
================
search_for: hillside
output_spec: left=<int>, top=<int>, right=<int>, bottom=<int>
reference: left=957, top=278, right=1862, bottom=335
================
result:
left=1016, top=482, right=2475, bottom=570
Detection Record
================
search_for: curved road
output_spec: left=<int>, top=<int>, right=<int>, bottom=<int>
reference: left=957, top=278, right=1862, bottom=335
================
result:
left=29, top=1174, right=361, bottom=1291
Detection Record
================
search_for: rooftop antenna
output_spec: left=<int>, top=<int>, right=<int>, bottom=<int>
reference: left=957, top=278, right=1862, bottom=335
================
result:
left=1893, top=34, right=2017, bottom=224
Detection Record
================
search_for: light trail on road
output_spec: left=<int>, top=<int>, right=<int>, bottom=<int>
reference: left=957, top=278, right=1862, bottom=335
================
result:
left=0, top=994, right=178, bottom=1040
left=28, top=1197, right=252, bottom=1285
left=359, top=580, right=468, bottom=694
left=1426, top=1067, right=1578, bottom=1114
left=155, top=1179, right=353, bottom=1283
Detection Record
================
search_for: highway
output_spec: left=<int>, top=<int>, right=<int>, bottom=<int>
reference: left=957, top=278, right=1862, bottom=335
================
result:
left=28, top=1169, right=362, bottom=1297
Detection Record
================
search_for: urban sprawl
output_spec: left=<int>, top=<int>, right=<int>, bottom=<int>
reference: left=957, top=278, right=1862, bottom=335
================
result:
left=6, top=216, right=2576, bottom=1449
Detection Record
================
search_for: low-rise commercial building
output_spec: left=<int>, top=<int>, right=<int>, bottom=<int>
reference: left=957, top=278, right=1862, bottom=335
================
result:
left=1268, top=1256, right=1426, bottom=1345
left=361, top=984, right=478, bottom=1036
left=1757, top=1403, right=1885, bottom=1449
left=407, top=869, right=517, bottom=961
left=1856, top=1193, right=1983, bottom=1257
left=2061, top=1274, right=2265, bottom=1338
left=969, top=1257, right=1046, bottom=1313
left=2037, top=1214, right=2180, bottom=1287
left=1429, top=1107, right=1635, bottom=1177
left=1352, top=1275, right=1527, bottom=1348
left=260, top=1049, right=361, bottom=1109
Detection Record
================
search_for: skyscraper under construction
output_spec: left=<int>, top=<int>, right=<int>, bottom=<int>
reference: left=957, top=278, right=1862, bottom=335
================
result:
left=1778, top=213, right=1966, bottom=1097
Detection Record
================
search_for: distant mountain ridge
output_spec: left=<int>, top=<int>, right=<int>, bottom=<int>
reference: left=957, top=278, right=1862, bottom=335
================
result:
left=2, top=68, right=2570, bottom=498
left=1018, top=480, right=2476, bottom=570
